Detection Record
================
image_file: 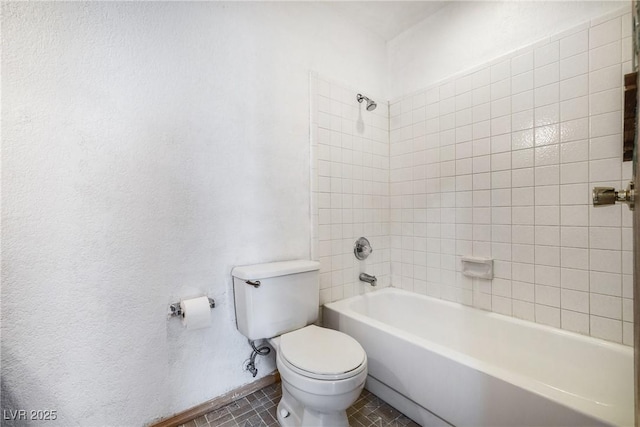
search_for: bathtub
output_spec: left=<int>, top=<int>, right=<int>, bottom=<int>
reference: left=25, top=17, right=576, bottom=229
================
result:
left=323, top=288, right=634, bottom=427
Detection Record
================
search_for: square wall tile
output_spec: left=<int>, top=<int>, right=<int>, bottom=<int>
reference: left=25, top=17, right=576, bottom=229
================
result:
left=560, top=30, right=588, bottom=59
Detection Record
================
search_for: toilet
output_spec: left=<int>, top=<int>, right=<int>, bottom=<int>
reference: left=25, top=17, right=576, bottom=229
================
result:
left=231, top=260, right=367, bottom=427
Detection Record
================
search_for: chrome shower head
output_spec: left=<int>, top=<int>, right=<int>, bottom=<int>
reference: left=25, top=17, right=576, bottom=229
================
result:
left=357, top=93, right=377, bottom=111
left=366, top=99, right=377, bottom=111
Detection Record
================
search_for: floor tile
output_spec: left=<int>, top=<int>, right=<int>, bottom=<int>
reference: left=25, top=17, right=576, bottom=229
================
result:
left=179, top=382, right=420, bottom=427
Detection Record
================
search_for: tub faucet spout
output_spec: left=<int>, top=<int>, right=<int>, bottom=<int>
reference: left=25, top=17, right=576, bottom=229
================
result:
left=359, top=272, right=377, bottom=286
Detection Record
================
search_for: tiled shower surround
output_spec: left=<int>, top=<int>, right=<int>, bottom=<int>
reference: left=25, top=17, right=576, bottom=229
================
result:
left=310, top=74, right=391, bottom=304
left=313, top=7, right=634, bottom=345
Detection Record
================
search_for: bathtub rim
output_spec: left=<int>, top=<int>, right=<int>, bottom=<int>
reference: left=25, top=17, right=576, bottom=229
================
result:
left=325, top=287, right=631, bottom=355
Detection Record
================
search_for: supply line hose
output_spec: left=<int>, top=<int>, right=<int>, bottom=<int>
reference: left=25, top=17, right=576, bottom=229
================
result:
left=245, top=339, right=271, bottom=377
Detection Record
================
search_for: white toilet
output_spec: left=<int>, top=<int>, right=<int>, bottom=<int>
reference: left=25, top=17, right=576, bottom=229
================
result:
left=231, top=260, right=367, bottom=427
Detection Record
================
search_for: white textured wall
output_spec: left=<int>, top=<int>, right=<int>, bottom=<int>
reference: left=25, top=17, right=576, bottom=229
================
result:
left=387, top=1, right=627, bottom=99
left=1, top=2, right=386, bottom=425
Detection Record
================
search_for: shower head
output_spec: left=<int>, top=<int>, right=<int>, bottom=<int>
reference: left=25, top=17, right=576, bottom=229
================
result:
left=366, top=99, right=377, bottom=111
left=357, top=93, right=377, bottom=111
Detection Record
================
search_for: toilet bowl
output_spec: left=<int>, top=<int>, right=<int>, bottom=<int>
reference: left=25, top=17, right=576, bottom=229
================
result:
left=269, top=325, right=367, bottom=427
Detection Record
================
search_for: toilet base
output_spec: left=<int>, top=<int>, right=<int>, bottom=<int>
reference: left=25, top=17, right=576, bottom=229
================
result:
left=276, top=382, right=350, bottom=427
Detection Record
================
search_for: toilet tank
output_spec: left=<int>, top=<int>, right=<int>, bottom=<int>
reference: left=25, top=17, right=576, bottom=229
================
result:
left=231, top=260, right=320, bottom=340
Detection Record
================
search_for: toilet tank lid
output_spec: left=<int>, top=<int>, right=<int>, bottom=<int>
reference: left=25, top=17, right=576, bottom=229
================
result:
left=231, top=260, right=320, bottom=280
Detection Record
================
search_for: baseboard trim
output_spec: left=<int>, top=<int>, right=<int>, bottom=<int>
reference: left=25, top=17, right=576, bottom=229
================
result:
left=149, top=371, right=280, bottom=427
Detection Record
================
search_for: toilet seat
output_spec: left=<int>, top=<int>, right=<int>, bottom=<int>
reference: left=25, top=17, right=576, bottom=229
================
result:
left=278, top=325, right=366, bottom=381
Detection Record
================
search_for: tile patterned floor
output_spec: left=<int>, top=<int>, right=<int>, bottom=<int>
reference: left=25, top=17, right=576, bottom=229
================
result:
left=179, top=382, right=420, bottom=427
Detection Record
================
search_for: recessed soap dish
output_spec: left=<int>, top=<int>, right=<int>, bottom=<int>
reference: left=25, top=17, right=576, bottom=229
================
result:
left=461, top=256, right=493, bottom=279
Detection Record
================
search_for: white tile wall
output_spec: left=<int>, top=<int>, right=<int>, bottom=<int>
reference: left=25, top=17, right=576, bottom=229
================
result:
left=388, top=9, right=633, bottom=345
left=311, top=74, right=391, bottom=305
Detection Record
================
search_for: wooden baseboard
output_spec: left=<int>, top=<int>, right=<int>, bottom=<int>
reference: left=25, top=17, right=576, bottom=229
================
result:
left=149, top=371, right=280, bottom=427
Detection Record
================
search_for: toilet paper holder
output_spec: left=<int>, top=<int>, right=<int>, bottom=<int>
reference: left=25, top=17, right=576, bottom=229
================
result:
left=169, top=297, right=216, bottom=317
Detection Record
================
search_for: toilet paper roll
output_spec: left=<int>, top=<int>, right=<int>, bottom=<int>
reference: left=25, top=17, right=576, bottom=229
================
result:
left=180, top=296, right=212, bottom=330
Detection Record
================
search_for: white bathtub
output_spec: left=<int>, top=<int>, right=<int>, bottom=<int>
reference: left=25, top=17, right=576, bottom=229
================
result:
left=324, top=288, right=634, bottom=427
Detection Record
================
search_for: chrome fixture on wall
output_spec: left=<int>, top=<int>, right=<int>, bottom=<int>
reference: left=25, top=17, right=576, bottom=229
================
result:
left=359, top=273, right=377, bottom=286
left=168, top=297, right=215, bottom=317
left=354, top=237, right=372, bottom=260
left=356, top=93, right=377, bottom=111
left=243, top=339, right=271, bottom=377
left=592, top=181, right=635, bottom=210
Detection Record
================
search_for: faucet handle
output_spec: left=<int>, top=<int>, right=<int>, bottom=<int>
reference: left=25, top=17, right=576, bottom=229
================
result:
left=354, top=237, right=373, bottom=260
